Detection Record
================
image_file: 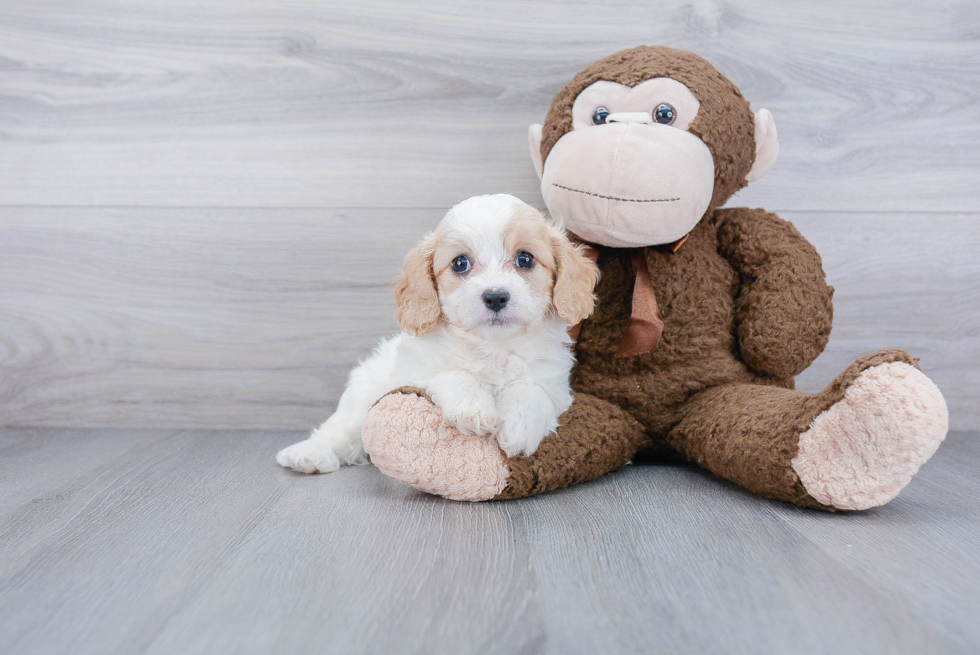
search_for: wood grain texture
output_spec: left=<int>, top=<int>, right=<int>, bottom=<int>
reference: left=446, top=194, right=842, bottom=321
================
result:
left=0, top=0, right=978, bottom=211
left=1, top=5, right=975, bottom=652
left=1, top=208, right=977, bottom=429
left=0, top=1, right=976, bottom=429
left=0, top=207, right=413, bottom=429
left=0, top=428, right=977, bottom=654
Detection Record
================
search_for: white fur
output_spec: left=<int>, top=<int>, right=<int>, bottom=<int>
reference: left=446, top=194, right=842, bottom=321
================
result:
left=277, top=194, right=580, bottom=474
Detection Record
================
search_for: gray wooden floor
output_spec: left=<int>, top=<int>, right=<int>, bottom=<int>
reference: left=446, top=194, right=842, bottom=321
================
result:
left=1, top=428, right=977, bottom=655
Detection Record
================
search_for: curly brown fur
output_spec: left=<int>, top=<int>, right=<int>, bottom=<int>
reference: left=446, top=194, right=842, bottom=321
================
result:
left=494, top=393, right=647, bottom=500
left=714, top=207, right=835, bottom=379
left=570, top=215, right=805, bottom=441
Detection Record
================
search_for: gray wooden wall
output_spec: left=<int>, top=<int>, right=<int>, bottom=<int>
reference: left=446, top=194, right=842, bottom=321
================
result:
left=1, top=0, right=978, bottom=430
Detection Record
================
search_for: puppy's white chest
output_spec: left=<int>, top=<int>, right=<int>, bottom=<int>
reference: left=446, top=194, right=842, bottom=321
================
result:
left=503, top=353, right=529, bottom=380
left=464, top=350, right=529, bottom=389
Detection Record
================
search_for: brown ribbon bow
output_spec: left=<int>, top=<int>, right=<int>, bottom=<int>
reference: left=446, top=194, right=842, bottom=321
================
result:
left=570, top=235, right=688, bottom=358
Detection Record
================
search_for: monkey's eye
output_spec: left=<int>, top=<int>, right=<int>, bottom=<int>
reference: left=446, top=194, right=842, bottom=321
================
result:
left=451, top=255, right=471, bottom=274
left=591, top=107, right=611, bottom=125
left=653, top=103, right=676, bottom=125
left=515, top=251, right=535, bottom=270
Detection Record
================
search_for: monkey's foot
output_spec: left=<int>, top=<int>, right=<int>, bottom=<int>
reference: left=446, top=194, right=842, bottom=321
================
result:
left=362, top=387, right=509, bottom=502
left=363, top=387, right=648, bottom=501
left=792, top=361, right=948, bottom=510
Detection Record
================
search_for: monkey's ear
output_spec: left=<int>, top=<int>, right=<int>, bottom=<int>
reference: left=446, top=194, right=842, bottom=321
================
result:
left=746, top=109, right=779, bottom=182
left=528, top=124, right=544, bottom=180
left=393, top=234, right=441, bottom=337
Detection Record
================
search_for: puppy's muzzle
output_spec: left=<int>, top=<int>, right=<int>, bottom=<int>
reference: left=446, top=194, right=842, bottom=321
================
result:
left=482, top=289, right=510, bottom=313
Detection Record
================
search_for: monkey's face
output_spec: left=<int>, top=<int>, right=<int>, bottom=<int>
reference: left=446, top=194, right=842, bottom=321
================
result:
left=538, top=78, right=714, bottom=248
left=530, top=48, right=779, bottom=249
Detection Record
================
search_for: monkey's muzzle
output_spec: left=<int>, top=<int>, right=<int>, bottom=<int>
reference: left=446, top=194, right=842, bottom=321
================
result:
left=541, top=122, right=715, bottom=248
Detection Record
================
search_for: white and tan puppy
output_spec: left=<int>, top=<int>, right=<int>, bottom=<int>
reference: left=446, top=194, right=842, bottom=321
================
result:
left=277, top=194, right=599, bottom=474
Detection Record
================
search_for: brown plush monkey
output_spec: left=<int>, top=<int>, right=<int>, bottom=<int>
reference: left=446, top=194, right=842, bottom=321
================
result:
left=361, top=46, right=948, bottom=511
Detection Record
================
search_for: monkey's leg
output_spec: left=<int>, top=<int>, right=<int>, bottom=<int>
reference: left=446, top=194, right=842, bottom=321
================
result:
left=669, top=350, right=948, bottom=511
left=362, top=388, right=647, bottom=501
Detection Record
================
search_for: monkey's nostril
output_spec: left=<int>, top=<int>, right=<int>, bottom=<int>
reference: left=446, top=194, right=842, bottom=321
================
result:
left=482, top=289, right=510, bottom=313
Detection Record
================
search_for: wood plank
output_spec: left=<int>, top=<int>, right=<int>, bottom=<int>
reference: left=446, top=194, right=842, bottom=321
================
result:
left=0, top=429, right=299, bottom=654
left=0, top=207, right=418, bottom=429
left=0, top=0, right=977, bottom=211
left=1, top=207, right=977, bottom=430
left=0, top=429, right=975, bottom=654
left=773, top=431, right=980, bottom=650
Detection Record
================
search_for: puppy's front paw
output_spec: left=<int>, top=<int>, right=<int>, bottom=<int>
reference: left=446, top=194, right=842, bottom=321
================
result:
left=495, top=384, right=560, bottom=458
left=276, top=439, right=342, bottom=474
left=443, top=393, right=499, bottom=437
left=496, top=419, right=544, bottom=458
left=497, top=403, right=557, bottom=458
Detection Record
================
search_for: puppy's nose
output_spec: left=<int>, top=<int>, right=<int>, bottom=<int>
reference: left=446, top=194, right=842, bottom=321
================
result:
left=482, top=289, right=510, bottom=313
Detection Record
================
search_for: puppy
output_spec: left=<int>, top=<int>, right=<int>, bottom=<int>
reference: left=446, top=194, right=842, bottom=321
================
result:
left=276, top=194, right=599, bottom=474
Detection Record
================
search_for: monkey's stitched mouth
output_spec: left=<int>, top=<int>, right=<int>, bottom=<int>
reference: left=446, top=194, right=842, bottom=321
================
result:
left=552, top=183, right=680, bottom=204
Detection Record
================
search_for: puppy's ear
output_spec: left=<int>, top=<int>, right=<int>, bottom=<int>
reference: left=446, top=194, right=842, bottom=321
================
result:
left=394, top=233, right=441, bottom=336
left=552, top=236, right=600, bottom=325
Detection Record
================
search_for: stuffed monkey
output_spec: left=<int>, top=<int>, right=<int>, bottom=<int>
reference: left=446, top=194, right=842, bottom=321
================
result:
left=361, top=46, right=948, bottom=510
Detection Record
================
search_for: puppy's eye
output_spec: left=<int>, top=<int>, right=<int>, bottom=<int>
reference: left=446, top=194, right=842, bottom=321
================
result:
left=451, top=255, right=470, bottom=274
left=515, top=251, right=535, bottom=270
left=592, top=107, right=610, bottom=125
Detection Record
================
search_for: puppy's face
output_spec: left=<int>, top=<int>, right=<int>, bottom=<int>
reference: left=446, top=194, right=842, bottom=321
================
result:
left=394, top=194, right=599, bottom=339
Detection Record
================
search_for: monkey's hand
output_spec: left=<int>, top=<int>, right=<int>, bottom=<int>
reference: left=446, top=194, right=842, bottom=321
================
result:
left=714, top=207, right=834, bottom=380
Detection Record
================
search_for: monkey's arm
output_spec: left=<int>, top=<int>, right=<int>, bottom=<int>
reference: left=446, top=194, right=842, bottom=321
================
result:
left=713, top=207, right=834, bottom=379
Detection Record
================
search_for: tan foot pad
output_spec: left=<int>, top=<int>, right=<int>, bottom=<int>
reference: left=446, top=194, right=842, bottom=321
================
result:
left=362, top=390, right=509, bottom=502
left=792, top=362, right=948, bottom=510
